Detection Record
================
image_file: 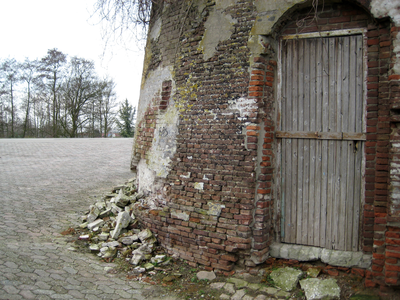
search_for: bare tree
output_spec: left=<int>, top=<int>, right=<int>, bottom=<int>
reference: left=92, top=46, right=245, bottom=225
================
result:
left=40, top=48, right=67, bottom=137
left=92, top=0, right=159, bottom=46
left=60, top=57, right=102, bottom=137
left=98, top=78, right=117, bottom=137
left=0, top=58, right=20, bottom=137
left=20, top=58, right=40, bottom=137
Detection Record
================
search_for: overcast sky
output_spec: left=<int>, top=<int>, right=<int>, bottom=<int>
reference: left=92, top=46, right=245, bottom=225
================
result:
left=0, top=0, right=145, bottom=108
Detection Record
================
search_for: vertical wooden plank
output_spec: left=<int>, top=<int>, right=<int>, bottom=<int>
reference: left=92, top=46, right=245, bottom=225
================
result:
left=280, top=40, right=286, bottom=241
left=283, top=40, right=292, bottom=243
left=345, top=35, right=357, bottom=249
left=305, top=38, right=314, bottom=245
left=353, top=142, right=362, bottom=251
left=313, top=38, right=323, bottom=246
left=297, top=39, right=306, bottom=244
left=287, top=40, right=296, bottom=242
left=290, top=39, right=299, bottom=243
left=352, top=35, right=364, bottom=250
left=326, top=36, right=337, bottom=249
left=338, top=36, right=350, bottom=250
left=320, top=37, right=329, bottom=248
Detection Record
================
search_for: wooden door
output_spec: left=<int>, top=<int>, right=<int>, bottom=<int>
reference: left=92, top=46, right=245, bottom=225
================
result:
left=278, top=34, right=365, bottom=251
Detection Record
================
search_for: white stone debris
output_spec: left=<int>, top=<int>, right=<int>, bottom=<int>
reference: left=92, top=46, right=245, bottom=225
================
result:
left=78, top=178, right=167, bottom=273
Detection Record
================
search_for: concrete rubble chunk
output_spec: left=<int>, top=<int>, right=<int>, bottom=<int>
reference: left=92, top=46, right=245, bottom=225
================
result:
left=89, top=244, right=100, bottom=252
left=79, top=222, right=88, bottom=229
left=99, top=247, right=117, bottom=259
left=98, top=232, right=109, bottom=241
left=133, top=243, right=153, bottom=255
left=131, top=253, right=145, bottom=265
left=87, top=219, right=104, bottom=230
left=144, top=262, right=155, bottom=270
left=300, top=278, right=340, bottom=300
left=151, top=254, right=166, bottom=264
left=138, top=228, right=153, bottom=242
left=77, top=179, right=166, bottom=275
left=307, top=267, right=321, bottom=278
left=110, top=211, right=131, bottom=239
left=110, top=203, right=123, bottom=214
left=79, top=234, right=90, bottom=240
left=197, top=271, right=216, bottom=281
left=98, top=208, right=112, bottom=218
left=115, top=188, right=130, bottom=207
left=87, top=205, right=100, bottom=224
left=102, top=241, right=120, bottom=248
left=120, top=234, right=139, bottom=245
left=270, top=267, right=303, bottom=292
left=133, top=266, right=146, bottom=274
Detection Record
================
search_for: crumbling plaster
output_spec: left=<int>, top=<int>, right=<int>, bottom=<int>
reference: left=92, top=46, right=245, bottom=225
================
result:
left=198, top=2, right=238, bottom=61
left=371, top=0, right=400, bottom=74
left=135, top=64, right=178, bottom=194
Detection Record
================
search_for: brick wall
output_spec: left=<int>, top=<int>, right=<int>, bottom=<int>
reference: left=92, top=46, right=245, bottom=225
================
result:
left=132, top=0, right=400, bottom=289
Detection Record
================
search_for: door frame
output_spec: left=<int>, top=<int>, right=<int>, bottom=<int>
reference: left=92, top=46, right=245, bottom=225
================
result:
left=274, top=28, right=368, bottom=251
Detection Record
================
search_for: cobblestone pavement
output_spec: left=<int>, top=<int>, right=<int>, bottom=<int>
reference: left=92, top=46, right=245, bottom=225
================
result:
left=0, top=138, right=176, bottom=300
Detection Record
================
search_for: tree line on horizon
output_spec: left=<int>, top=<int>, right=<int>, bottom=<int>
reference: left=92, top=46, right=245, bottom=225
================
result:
left=0, top=48, right=136, bottom=138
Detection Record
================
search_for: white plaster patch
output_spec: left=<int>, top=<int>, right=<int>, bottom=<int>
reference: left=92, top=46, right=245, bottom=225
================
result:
left=393, top=32, right=400, bottom=74
left=137, top=66, right=174, bottom=122
left=371, top=0, right=400, bottom=74
left=371, top=0, right=400, bottom=26
left=147, top=106, right=179, bottom=178
left=391, top=162, right=400, bottom=174
left=200, top=8, right=238, bottom=60
left=180, top=172, right=191, bottom=179
left=226, top=97, right=258, bottom=120
left=149, top=18, right=162, bottom=40
left=194, top=182, right=204, bottom=190
left=137, top=159, right=157, bottom=194
left=208, top=202, right=225, bottom=216
left=170, top=211, right=190, bottom=221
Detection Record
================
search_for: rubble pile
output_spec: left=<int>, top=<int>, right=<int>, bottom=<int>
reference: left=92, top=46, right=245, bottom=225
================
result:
left=77, top=178, right=169, bottom=274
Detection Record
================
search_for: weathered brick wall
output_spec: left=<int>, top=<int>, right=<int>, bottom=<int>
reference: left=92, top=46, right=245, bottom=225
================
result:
left=384, top=23, right=400, bottom=290
left=165, top=0, right=260, bottom=270
left=132, top=0, right=400, bottom=289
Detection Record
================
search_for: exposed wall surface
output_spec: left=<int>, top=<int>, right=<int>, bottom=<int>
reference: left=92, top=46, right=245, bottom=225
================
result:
left=131, top=0, right=400, bottom=293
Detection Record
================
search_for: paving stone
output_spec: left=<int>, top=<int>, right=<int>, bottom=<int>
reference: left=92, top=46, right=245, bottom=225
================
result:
left=3, top=285, right=19, bottom=294
left=300, top=278, right=340, bottom=300
left=228, top=277, right=249, bottom=289
left=19, top=290, right=36, bottom=299
left=248, top=283, right=263, bottom=290
left=232, top=289, right=247, bottom=300
left=224, top=282, right=236, bottom=294
left=254, top=295, right=268, bottom=300
left=210, top=282, right=226, bottom=289
left=0, top=139, right=179, bottom=300
left=197, top=270, right=216, bottom=281
left=259, top=286, right=278, bottom=294
left=270, top=267, right=303, bottom=292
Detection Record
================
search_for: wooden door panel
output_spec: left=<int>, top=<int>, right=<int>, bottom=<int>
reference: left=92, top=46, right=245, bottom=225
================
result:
left=280, top=34, right=364, bottom=251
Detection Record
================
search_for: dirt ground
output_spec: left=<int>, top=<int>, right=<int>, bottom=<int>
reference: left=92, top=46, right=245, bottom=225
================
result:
left=63, top=227, right=390, bottom=300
